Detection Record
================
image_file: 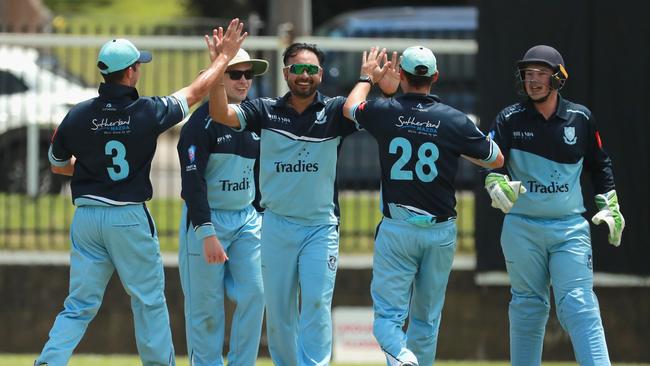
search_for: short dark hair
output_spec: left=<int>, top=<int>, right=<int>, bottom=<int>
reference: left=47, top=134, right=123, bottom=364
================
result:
left=403, top=69, right=434, bottom=89
left=100, top=62, right=137, bottom=84
left=282, top=43, right=325, bottom=66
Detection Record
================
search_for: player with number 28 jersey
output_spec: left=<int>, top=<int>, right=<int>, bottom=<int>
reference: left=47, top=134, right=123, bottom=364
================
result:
left=345, top=45, right=503, bottom=366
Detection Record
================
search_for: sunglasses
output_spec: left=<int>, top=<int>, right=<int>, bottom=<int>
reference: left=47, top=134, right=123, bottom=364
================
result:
left=226, top=69, right=254, bottom=80
left=285, top=63, right=321, bottom=75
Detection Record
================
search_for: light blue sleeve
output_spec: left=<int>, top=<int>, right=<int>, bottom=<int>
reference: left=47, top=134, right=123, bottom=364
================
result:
left=48, top=145, right=70, bottom=167
left=195, top=223, right=217, bottom=240
left=483, top=139, right=501, bottom=163
left=231, top=104, right=247, bottom=132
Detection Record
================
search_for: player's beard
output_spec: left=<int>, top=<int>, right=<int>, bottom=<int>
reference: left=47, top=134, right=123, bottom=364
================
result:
left=288, top=77, right=318, bottom=98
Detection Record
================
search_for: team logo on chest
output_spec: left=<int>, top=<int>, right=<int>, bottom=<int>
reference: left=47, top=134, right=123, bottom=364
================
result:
left=563, top=126, right=577, bottom=145
left=315, top=108, right=327, bottom=124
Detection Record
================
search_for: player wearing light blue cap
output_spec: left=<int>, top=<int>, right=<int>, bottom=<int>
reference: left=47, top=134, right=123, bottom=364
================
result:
left=344, top=46, right=504, bottom=366
left=484, top=45, right=624, bottom=366
left=35, top=19, right=248, bottom=366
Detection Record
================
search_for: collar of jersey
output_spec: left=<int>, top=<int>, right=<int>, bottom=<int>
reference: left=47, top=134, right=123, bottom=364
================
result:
left=274, top=91, right=327, bottom=110
left=400, top=93, right=441, bottom=103
left=524, top=94, right=569, bottom=121
left=98, top=82, right=140, bottom=101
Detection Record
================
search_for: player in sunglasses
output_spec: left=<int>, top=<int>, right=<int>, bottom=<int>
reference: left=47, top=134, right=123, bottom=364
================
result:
left=177, top=46, right=269, bottom=366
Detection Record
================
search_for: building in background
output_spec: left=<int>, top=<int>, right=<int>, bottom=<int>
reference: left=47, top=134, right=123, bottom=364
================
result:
left=0, top=0, right=51, bottom=32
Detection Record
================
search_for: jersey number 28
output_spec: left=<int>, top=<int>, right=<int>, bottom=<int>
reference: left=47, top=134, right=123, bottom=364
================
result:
left=105, top=140, right=129, bottom=181
left=389, top=137, right=439, bottom=182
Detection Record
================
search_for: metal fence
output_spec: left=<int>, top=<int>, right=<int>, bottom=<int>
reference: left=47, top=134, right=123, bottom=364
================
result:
left=0, top=27, right=478, bottom=253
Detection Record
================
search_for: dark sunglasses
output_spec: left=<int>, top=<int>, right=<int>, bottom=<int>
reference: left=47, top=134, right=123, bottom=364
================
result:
left=226, top=69, right=254, bottom=80
left=286, top=63, right=321, bottom=75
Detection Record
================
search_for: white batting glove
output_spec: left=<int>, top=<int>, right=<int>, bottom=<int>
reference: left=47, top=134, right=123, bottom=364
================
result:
left=591, top=190, right=625, bottom=247
left=484, top=173, right=526, bottom=213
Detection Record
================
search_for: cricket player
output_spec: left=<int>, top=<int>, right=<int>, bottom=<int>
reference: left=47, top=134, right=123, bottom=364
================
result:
left=208, top=42, right=397, bottom=365
left=343, top=46, right=504, bottom=366
left=484, top=45, right=625, bottom=366
left=177, top=47, right=268, bottom=366
left=35, top=19, right=247, bottom=366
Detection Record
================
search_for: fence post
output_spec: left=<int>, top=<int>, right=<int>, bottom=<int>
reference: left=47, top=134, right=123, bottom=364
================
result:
left=275, top=23, right=293, bottom=96
left=26, top=123, right=39, bottom=197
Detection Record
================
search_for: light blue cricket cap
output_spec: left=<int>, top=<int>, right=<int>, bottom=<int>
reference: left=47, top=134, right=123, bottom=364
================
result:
left=97, top=38, right=152, bottom=74
left=400, top=45, right=437, bottom=77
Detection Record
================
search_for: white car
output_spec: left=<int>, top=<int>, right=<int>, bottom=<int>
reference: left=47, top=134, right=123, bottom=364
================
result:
left=0, top=46, right=97, bottom=193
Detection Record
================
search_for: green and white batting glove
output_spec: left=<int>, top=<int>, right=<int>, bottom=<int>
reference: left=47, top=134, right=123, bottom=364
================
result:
left=591, top=190, right=625, bottom=247
left=484, top=173, right=527, bottom=214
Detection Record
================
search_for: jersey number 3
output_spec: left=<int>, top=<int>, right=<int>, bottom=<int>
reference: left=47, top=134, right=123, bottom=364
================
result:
left=389, top=137, right=439, bottom=182
left=105, top=140, right=129, bottom=181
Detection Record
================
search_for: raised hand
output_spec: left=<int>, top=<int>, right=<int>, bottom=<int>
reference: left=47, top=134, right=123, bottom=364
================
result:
left=378, top=51, right=400, bottom=95
left=220, top=18, right=247, bottom=61
left=360, top=47, right=390, bottom=84
left=204, top=27, right=223, bottom=62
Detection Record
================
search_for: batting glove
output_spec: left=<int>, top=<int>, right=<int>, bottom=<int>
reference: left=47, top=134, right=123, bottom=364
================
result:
left=484, top=173, right=526, bottom=214
left=591, top=190, right=625, bottom=247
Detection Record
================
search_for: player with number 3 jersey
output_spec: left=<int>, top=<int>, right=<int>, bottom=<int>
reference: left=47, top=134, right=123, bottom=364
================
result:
left=36, top=19, right=247, bottom=366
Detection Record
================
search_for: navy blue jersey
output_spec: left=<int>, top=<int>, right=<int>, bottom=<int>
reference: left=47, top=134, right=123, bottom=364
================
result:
left=351, top=93, right=498, bottom=219
left=231, top=92, right=360, bottom=225
left=49, top=83, right=189, bottom=205
left=488, top=96, right=614, bottom=218
left=177, top=101, right=260, bottom=239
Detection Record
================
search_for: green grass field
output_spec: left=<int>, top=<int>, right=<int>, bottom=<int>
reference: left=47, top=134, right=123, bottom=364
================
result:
left=0, top=191, right=475, bottom=253
left=2, top=355, right=647, bottom=366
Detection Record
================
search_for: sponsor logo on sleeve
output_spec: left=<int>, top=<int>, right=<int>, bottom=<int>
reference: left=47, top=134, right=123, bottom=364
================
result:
left=186, top=145, right=197, bottom=171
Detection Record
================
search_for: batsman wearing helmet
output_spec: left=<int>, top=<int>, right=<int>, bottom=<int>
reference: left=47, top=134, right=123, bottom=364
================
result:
left=484, top=45, right=625, bottom=366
